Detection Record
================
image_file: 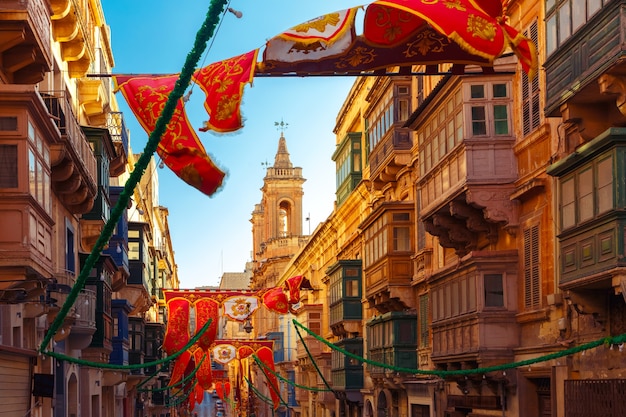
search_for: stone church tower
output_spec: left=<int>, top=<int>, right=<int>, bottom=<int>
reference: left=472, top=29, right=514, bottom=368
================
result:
left=250, top=129, right=306, bottom=291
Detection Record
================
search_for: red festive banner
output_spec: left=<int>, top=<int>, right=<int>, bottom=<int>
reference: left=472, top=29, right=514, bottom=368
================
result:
left=262, top=286, right=290, bottom=314
left=193, top=49, right=259, bottom=133
left=284, top=275, right=312, bottom=304
left=256, top=346, right=280, bottom=410
left=162, top=297, right=190, bottom=355
left=263, top=8, right=358, bottom=64
left=194, top=348, right=213, bottom=391
left=194, top=298, right=220, bottom=350
left=370, top=0, right=537, bottom=77
left=169, top=349, right=192, bottom=387
left=113, top=74, right=225, bottom=196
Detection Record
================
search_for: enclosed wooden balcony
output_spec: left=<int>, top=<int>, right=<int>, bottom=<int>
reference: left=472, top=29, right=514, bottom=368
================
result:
left=361, top=202, right=414, bottom=312
left=545, top=0, right=626, bottom=140
left=418, top=138, right=518, bottom=256
left=40, top=90, right=97, bottom=215
left=0, top=0, right=52, bottom=84
left=429, top=251, right=519, bottom=369
left=366, top=311, right=417, bottom=379
left=547, top=128, right=626, bottom=298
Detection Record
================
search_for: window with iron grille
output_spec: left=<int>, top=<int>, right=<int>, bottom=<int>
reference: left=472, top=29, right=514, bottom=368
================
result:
left=523, top=225, right=541, bottom=309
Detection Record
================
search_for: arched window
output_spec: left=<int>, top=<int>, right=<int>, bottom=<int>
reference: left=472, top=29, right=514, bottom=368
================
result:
left=278, top=201, right=291, bottom=237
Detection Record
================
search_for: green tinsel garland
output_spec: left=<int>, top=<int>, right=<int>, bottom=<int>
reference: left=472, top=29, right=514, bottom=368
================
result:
left=138, top=354, right=205, bottom=393
left=45, top=319, right=211, bottom=370
left=293, top=319, right=626, bottom=378
left=38, top=0, right=229, bottom=357
left=251, top=352, right=331, bottom=392
left=244, top=375, right=287, bottom=408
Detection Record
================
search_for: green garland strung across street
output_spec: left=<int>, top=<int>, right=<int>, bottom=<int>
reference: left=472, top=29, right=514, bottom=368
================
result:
left=38, top=0, right=230, bottom=354
left=45, top=319, right=212, bottom=370
left=251, top=354, right=331, bottom=393
left=292, top=319, right=626, bottom=377
left=138, top=354, right=205, bottom=393
left=294, top=324, right=335, bottom=394
left=252, top=355, right=287, bottom=406
left=167, top=380, right=198, bottom=408
left=136, top=363, right=170, bottom=391
left=244, top=375, right=286, bottom=408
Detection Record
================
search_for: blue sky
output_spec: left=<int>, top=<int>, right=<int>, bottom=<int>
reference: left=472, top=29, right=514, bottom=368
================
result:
left=101, top=1, right=365, bottom=288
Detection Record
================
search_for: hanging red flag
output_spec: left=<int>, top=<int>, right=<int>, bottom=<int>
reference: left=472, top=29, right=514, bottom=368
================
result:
left=162, top=297, right=190, bottom=355
left=193, top=49, right=259, bottom=133
left=216, top=381, right=225, bottom=400
left=194, top=298, right=220, bottom=350
left=262, top=286, right=290, bottom=314
left=194, top=348, right=213, bottom=391
left=256, top=346, right=280, bottom=410
left=169, top=349, right=192, bottom=387
left=369, top=0, right=537, bottom=76
left=113, top=74, right=225, bottom=196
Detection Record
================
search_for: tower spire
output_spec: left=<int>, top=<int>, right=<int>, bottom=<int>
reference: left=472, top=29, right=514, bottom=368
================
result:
left=273, top=119, right=292, bottom=169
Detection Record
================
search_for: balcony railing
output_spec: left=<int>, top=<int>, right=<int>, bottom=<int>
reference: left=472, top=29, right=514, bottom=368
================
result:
left=40, top=90, right=97, bottom=179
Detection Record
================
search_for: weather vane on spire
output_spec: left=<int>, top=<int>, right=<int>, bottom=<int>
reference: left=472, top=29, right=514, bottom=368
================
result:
left=274, top=119, right=289, bottom=135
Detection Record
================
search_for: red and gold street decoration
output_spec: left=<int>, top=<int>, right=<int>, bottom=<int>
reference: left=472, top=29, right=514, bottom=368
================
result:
left=193, top=49, right=259, bottom=133
left=263, top=8, right=358, bottom=65
left=211, top=340, right=281, bottom=410
left=113, top=75, right=225, bottom=196
left=160, top=282, right=310, bottom=409
left=115, top=1, right=536, bottom=197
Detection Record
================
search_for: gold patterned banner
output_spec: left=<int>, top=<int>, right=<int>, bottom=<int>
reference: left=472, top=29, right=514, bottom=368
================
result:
left=192, top=49, right=259, bottom=133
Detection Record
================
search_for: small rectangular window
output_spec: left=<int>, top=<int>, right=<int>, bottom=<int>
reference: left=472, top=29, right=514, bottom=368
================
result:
left=484, top=274, right=504, bottom=307
left=0, top=117, right=18, bottom=131
left=493, top=105, right=509, bottom=135
left=470, top=85, right=485, bottom=98
left=0, top=144, right=18, bottom=188
left=492, top=84, right=507, bottom=98
left=471, top=106, right=487, bottom=135
left=561, top=177, right=575, bottom=229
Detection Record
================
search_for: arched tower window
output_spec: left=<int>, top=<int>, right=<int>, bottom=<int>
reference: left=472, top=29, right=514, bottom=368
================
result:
left=279, top=200, right=291, bottom=237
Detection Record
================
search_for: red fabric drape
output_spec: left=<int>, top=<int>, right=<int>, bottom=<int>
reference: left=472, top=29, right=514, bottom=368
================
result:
left=169, top=349, right=192, bottom=387
left=193, top=49, right=259, bottom=133
left=262, top=287, right=290, bottom=314
left=162, top=298, right=190, bottom=355
left=194, top=349, right=213, bottom=391
left=194, top=298, right=220, bottom=350
left=256, top=346, right=280, bottom=410
left=113, top=75, right=225, bottom=196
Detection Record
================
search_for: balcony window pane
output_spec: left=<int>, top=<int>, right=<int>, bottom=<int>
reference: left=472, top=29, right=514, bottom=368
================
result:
left=345, top=279, right=359, bottom=297
left=546, top=15, right=557, bottom=55
left=578, top=168, right=593, bottom=222
left=572, top=1, right=585, bottom=30
left=484, top=274, right=504, bottom=307
left=470, top=85, right=484, bottom=99
left=393, top=226, right=410, bottom=251
left=471, top=106, right=487, bottom=135
left=493, top=105, right=509, bottom=135
left=597, top=157, right=613, bottom=214
left=492, top=84, right=507, bottom=98
left=129, top=242, right=140, bottom=260
left=561, top=178, right=575, bottom=229
left=588, top=0, right=602, bottom=16
left=558, top=2, right=571, bottom=44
